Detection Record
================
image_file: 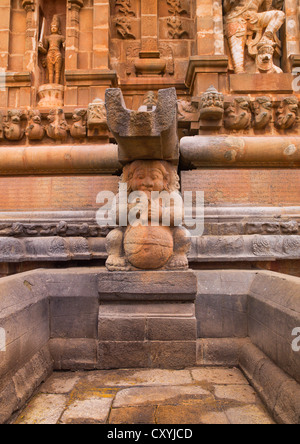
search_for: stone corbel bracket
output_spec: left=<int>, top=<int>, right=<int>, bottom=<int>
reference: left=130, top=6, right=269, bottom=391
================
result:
left=105, top=87, right=179, bottom=164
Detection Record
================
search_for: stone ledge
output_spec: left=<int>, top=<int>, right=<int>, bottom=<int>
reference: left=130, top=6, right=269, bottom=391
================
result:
left=98, top=271, right=198, bottom=301
left=239, top=342, right=300, bottom=425
left=185, top=56, right=229, bottom=88
left=65, top=69, right=118, bottom=87
left=230, top=73, right=294, bottom=94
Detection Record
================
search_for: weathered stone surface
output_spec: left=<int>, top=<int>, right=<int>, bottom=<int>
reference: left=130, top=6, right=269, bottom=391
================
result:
left=98, top=270, right=197, bottom=301
left=40, top=372, right=82, bottom=395
left=239, top=342, right=300, bottom=424
left=225, top=405, right=275, bottom=425
left=191, top=367, right=249, bottom=385
left=105, top=88, right=179, bottom=164
left=197, top=338, right=251, bottom=367
left=49, top=338, right=98, bottom=371
left=60, top=397, right=113, bottom=424
left=15, top=394, right=67, bottom=425
left=113, top=385, right=210, bottom=407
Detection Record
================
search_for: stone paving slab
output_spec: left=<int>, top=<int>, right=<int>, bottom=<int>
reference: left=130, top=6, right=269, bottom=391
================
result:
left=13, top=367, right=275, bottom=425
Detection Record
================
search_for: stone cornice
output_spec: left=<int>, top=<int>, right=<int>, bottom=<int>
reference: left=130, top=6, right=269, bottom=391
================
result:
left=65, top=70, right=118, bottom=87
left=185, top=55, right=229, bottom=89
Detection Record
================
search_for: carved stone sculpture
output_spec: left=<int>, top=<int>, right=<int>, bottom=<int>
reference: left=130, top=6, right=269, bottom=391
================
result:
left=26, top=110, right=45, bottom=140
left=224, top=0, right=285, bottom=74
left=252, top=96, right=273, bottom=129
left=105, top=160, right=190, bottom=271
left=38, top=15, right=65, bottom=84
left=87, top=99, right=108, bottom=138
left=275, top=97, right=299, bottom=130
left=70, top=109, right=87, bottom=139
left=114, top=0, right=136, bottom=39
left=224, top=97, right=252, bottom=130
left=166, top=0, right=189, bottom=39
left=3, top=110, right=24, bottom=141
left=46, top=109, right=69, bottom=141
left=199, top=86, right=224, bottom=120
left=255, top=41, right=282, bottom=73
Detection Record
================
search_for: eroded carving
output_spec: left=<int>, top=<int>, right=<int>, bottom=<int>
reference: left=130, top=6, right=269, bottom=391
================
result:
left=275, top=97, right=299, bottom=130
left=47, top=109, right=69, bottom=141
left=87, top=99, right=108, bottom=137
left=199, top=86, right=224, bottom=120
left=255, top=41, right=282, bottom=73
left=224, top=97, right=251, bottom=130
left=114, top=0, right=136, bottom=39
left=70, top=109, right=87, bottom=139
left=252, top=96, right=272, bottom=129
left=26, top=110, right=45, bottom=140
left=3, top=110, right=25, bottom=141
left=224, top=0, right=285, bottom=74
left=166, top=0, right=189, bottom=39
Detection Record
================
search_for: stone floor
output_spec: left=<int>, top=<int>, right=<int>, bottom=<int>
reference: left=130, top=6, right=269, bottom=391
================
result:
left=13, top=367, right=275, bottom=425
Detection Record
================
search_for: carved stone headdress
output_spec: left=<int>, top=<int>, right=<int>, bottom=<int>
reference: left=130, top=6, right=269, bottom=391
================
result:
left=51, top=15, right=62, bottom=34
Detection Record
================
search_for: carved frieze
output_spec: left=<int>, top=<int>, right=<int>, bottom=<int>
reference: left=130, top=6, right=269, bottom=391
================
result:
left=114, top=0, right=136, bottom=39
left=166, top=0, right=189, bottom=39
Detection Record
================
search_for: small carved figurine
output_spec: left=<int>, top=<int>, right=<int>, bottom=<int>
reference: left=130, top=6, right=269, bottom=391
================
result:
left=26, top=110, right=45, bottom=140
left=224, top=97, right=252, bottom=130
left=255, top=42, right=282, bottom=73
left=70, top=109, right=87, bottom=139
left=87, top=98, right=108, bottom=137
left=252, top=96, right=273, bottom=129
left=199, top=86, right=224, bottom=120
left=275, top=97, right=299, bottom=130
left=3, top=110, right=25, bottom=141
left=224, top=0, right=285, bottom=74
left=47, top=108, right=69, bottom=141
left=106, top=160, right=190, bottom=271
left=38, top=15, right=65, bottom=84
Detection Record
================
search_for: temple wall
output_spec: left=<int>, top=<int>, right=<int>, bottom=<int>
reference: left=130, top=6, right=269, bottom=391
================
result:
left=0, top=0, right=299, bottom=276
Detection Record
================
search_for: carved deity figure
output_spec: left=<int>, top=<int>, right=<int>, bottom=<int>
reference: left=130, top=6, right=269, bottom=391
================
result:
left=38, top=15, right=65, bottom=84
left=105, top=160, right=190, bottom=271
left=224, top=0, right=285, bottom=74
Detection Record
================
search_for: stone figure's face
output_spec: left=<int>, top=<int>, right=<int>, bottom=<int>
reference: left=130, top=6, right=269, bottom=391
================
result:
left=130, top=165, right=166, bottom=198
left=51, top=24, right=59, bottom=34
left=257, top=46, right=274, bottom=71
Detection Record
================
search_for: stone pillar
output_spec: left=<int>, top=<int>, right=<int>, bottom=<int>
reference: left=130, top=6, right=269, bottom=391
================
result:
left=140, top=0, right=158, bottom=54
left=284, top=0, right=300, bottom=71
left=196, top=0, right=224, bottom=56
left=186, top=0, right=227, bottom=97
left=0, top=0, right=11, bottom=107
left=22, top=0, right=38, bottom=72
left=93, top=0, right=109, bottom=69
left=66, top=0, right=84, bottom=70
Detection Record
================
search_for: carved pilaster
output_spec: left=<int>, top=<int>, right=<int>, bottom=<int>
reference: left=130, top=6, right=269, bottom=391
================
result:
left=66, top=0, right=84, bottom=70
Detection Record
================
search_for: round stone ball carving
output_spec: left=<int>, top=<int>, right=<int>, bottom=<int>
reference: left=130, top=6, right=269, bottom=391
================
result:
left=124, top=225, right=173, bottom=270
